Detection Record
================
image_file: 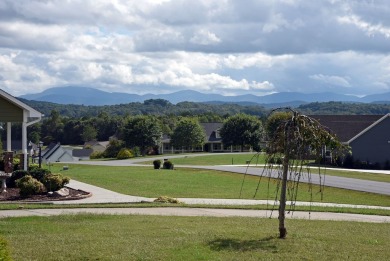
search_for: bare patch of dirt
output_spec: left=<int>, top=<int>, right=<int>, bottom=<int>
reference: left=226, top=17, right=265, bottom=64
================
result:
left=0, top=187, right=91, bottom=202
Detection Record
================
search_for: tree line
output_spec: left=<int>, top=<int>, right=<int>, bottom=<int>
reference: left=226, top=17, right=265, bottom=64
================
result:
left=20, top=98, right=390, bottom=119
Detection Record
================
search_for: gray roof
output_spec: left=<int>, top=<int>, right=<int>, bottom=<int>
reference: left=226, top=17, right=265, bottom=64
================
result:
left=200, top=122, right=223, bottom=142
left=310, top=115, right=384, bottom=142
left=73, top=149, right=93, bottom=157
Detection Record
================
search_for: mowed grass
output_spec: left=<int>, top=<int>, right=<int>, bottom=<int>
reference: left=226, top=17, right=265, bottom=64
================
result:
left=0, top=214, right=389, bottom=261
left=52, top=164, right=390, bottom=206
left=148, top=152, right=266, bottom=165
left=144, top=153, right=390, bottom=183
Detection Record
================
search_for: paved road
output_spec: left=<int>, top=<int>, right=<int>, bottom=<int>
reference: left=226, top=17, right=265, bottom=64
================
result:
left=65, top=154, right=390, bottom=196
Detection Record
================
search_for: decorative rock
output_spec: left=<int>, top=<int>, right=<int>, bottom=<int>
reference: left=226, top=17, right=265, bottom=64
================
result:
left=53, top=188, right=70, bottom=197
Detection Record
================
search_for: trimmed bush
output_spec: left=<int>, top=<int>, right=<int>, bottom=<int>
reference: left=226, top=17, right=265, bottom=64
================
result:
left=16, top=175, right=45, bottom=198
left=153, top=160, right=161, bottom=169
left=90, top=151, right=104, bottom=159
left=7, top=170, right=29, bottom=188
left=0, top=236, right=12, bottom=261
left=42, top=173, right=70, bottom=192
left=163, top=160, right=174, bottom=170
left=116, top=148, right=134, bottom=159
left=28, top=166, right=51, bottom=183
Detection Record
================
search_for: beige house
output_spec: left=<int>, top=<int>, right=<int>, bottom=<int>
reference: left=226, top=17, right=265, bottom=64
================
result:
left=0, top=89, right=43, bottom=170
left=84, top=141, right=110, bottom=152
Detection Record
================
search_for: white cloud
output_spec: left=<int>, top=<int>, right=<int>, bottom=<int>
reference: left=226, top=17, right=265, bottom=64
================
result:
left=0, top=0, right=389, bottom=97
left=309, top=74, right=351, bottom=88
left=190, top=29, right=221, bottom=45
left=338, top=15, right=390, bottom=38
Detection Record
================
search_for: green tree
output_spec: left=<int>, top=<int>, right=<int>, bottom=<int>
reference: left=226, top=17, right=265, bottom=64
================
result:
left=219, top=113, right=264, bottom=151
left=265, top=111, right=292, bottom=140
left=81, top=124, right=97, bottom=142
left=122, top=116, right=162, bottom=155
left=41, top=110, right=64, bottom=143
left=104, top=139, right=125, bottom=158
left=170, top=118, right=206, bottom=150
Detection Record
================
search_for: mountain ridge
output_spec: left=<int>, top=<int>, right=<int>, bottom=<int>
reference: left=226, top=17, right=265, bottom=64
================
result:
left=18, top=86, right=390, bottom=106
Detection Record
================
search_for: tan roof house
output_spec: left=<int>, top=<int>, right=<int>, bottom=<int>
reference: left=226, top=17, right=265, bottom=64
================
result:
left=0, top=89, right=43, bottom=170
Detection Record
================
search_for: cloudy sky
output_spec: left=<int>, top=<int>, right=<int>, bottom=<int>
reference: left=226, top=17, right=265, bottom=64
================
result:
left=1, top=0, right=390, bottom=97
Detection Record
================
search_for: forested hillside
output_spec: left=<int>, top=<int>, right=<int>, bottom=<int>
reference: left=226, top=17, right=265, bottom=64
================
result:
left=20, top=98, right=268, bottom=118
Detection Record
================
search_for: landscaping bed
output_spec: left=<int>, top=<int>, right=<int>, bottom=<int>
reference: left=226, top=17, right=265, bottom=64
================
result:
left=0, top=187, right=91, bottom=202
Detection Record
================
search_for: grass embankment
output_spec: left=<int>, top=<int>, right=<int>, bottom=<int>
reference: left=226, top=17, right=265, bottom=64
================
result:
left=0, top=214, right=389, bottom=260
left=50, top=164, right=390, bottom=207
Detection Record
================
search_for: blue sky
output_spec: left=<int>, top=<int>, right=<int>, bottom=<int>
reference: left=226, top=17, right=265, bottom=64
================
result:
left=1, top=0, right=390, bottom=97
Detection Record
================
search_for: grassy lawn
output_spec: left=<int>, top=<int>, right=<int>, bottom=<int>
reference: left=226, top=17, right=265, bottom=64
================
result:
left=143, top=153, right=390, bottom=183
left=147, top=153, right=266, bottom=165
left=51, top=164, right=390, bottom=207
left=0, top=214, right=389, bottom=260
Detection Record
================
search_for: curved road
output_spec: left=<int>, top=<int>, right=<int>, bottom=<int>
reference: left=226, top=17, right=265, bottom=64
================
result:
left=65, top=154, right=390, bottom=196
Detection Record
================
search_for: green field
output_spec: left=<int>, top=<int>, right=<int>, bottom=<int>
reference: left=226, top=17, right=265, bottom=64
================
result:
left=51, top=164, right=390, bottom=207
left=1, top=214, right=389, bottom=260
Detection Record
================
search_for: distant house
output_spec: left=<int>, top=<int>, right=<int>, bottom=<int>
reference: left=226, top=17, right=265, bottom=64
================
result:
left=39, top=143, right=74, bottom=163
left=72, top=149, right=93, bottom=161
left=84, top=141, right=109, bottom=152
left=161, top=122, right=251, bottom=154
left=312, top=114, right=390, bottom=168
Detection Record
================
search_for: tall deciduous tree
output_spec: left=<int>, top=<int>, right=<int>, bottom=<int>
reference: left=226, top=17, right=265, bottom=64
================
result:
left=264, top=109, right=347, bottom=238
left=219, top=113, right=264, bottom=151
left=170, top=118, right=206, bottom=150
left=81, top=124, right=97, bottom=142
left=122, top=116, right=162, bottom=155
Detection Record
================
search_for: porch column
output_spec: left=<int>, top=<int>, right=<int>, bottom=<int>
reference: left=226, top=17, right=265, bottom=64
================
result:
left=22, top=120, right=28, bottom=171
left=7, top=122, right=11, bottom=151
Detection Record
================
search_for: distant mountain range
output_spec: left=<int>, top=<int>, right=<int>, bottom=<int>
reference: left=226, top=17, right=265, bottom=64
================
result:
left=19, top=86, right=390, bottom=107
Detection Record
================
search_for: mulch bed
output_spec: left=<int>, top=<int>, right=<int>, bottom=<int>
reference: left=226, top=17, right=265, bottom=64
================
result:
left=0, top=187, right=91, bottom=202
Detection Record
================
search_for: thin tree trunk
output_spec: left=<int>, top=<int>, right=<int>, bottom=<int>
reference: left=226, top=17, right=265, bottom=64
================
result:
left=278, top=155, right=289, bottom=238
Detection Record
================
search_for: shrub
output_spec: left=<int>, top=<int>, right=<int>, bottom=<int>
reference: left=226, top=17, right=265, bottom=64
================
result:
left=7, top=170, right=29, bottom=188
left=153, top=160, right=161, bottom=169
left=28, top=166, right=51, bottom=183
left=163, top=160, right=174, bottom=170
left=104, top=139, right=125, bottom=158
left=16, top=175, right=45, bottom=198
left=154, top=196, right=181, bottom=204
left=0, top=236, right=12, bottom=261
left=133, top=146, right=141, bottom=157
left=116, top=148, right=134, bottom=159
left=90, top=151, right=104, bottom=159
left=42, top=173, right=70, bottom=192
left=12, top=157, right=20, bottom=171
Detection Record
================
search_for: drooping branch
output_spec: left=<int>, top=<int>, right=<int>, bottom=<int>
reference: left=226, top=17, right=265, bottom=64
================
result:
left=247, top=108, right=348, bottom=239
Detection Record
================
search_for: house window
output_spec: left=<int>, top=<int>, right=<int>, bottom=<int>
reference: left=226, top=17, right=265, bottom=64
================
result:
left=215, top=129, right=221, bottom=139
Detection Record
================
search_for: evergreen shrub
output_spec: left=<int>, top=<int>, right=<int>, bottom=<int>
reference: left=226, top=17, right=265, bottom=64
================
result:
left=16, top=175, right=45, bottom=197
left=116, top=148, right=134, bottom=159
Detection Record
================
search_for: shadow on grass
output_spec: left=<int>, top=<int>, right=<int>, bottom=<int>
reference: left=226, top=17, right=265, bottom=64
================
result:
left=208, top=236, right=278, bottom=252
